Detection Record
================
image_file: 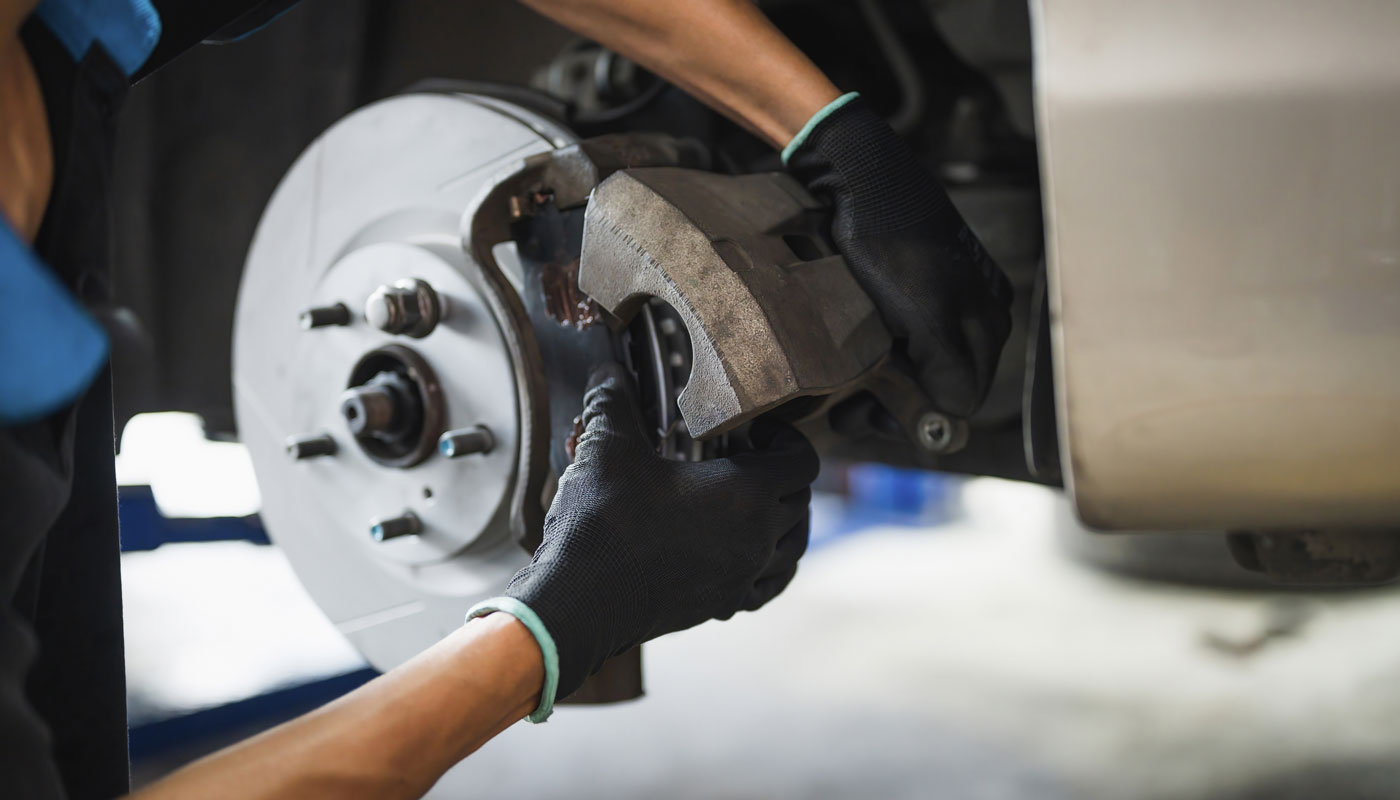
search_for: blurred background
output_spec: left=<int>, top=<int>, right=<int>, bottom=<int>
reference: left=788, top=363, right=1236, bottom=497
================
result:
left=118, top=412, right=1400, bottom=799
left=107, top=1, right=1400, bottom=797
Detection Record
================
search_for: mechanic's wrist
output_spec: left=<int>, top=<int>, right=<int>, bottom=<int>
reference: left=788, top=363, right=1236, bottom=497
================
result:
left=465, top=597, right=559, bottom=723
left=781, top=91, right=860, bottom=166
left=501, top=571, right=628, bottom=705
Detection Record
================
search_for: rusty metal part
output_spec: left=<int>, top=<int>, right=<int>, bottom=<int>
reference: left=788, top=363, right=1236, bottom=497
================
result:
left=578, top=167, right=892, bottom=439
left=461, top=131, right=709, bottom=707
left=539, top=257, right=602, bottom=330
left=564, top=415, right=585, bottom=461
left=461, top=132, right=710, bottom=553
left=1227, top=530, right=1400, bottom=586
left=509, top=195, right=621, bottom=493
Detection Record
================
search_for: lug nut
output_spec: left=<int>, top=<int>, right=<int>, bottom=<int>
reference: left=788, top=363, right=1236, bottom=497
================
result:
left=364, top=279, right=443, bottom=338
left=438, top=426, right=494, bottom=458
left=299, top=303, right=351, bottom=329
left=370, top=511, right=422, bottom=542
left=285, top=433, right=337, bottom=460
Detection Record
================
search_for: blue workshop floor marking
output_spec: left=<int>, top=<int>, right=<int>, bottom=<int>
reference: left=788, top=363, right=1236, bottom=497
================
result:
left=128, top=668, right=380, bottom=762
left=118, top=485, right=270, bottom=551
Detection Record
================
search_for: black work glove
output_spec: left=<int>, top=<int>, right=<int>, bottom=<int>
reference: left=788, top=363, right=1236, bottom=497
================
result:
left=786, top=94, right=1013, bottom=418
left=504, top=363, right=819, bottom=701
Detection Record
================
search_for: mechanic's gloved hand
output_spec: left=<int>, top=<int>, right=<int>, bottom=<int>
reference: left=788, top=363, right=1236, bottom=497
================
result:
left=469, top=363, right=818, bottom=721
left=784, top=93, right=1013, bottom=418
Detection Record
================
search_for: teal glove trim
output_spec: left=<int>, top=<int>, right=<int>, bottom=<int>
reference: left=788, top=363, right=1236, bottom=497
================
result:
left=466, top=597, right=559, bottom=723
left=781, top=91, right=861, bottom=166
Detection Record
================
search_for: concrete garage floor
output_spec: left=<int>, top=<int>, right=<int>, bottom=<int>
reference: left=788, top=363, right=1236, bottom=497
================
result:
left=123, top=479, right=1400, bottom=799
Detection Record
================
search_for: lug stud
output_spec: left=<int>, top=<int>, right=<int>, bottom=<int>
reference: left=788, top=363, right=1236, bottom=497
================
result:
left=299, top=303, right=351, bottom=329
left=286, top=434, right=337, bottom=460
left=370, top=511, right=422, bottom=542
left=438, top=426, right=494, bottom=458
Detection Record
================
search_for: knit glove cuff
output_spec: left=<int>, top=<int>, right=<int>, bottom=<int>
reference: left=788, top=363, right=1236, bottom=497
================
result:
left=465, top=597, right=560, bottom=723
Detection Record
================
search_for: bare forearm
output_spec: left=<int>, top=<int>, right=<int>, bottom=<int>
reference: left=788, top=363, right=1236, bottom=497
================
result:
left=130, top=614, right=542, bottom=800
left=1, top=0, right=38, bottom=36
left=520, top=0, right=840, bottom=147
left=1, top=6, right=51, bottom=242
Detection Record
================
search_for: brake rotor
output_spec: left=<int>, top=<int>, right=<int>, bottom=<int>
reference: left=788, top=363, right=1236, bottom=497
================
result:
left=233, top=93, right=572, bottom=670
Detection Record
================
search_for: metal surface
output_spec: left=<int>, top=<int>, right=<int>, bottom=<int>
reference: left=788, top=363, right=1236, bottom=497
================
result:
left=579, top=168, right=892, bottom=439
left=458, top=131, right=712, bottom=555
left=916, top=412, right=960, bottom=454
left=370, top=512, right=424, bottom=543
left=299, top=303, right=351, bottom=330
left=1227, top=530, right=1400, bottom=587
left=1031, top=0, right=1400, bottom=530
left=364, top=278, right=445, bottom=338
left=508, top=196, right=619, bottom=492
left=237, top=93, right=648, bottom=703
left=285, top=434, right=338, bottom=460
left=234, top=93, right=559, bottom=671
left=439, top=426, right=495, bottom=459
left=235, top=91, right=1024, bottom=696
left=339, top=345, right=444, bottom=469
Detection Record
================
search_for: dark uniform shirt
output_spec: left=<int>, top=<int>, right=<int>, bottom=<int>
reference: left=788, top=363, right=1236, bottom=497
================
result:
left=2, top=2, right=297, bottom=796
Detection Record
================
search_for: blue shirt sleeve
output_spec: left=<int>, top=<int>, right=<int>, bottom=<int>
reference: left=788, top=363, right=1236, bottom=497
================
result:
left=35, top=0, right=162, bottom=77
left=0, top=220, right=109, bottom=425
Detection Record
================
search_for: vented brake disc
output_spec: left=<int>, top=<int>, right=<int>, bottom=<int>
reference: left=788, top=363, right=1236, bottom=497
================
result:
left=233, top=93, right=574, bottom=670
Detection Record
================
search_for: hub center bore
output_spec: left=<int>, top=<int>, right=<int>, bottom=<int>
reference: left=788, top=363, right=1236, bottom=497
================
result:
left=341, top=344, right=444, bottom=468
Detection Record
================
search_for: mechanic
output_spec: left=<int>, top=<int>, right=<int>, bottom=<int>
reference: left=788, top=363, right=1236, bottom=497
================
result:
left=1, top=1, right=1011, bottom=798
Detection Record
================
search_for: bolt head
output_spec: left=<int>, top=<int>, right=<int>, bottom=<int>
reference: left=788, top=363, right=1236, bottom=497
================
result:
left=916, top=412, right=954, bottom=452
